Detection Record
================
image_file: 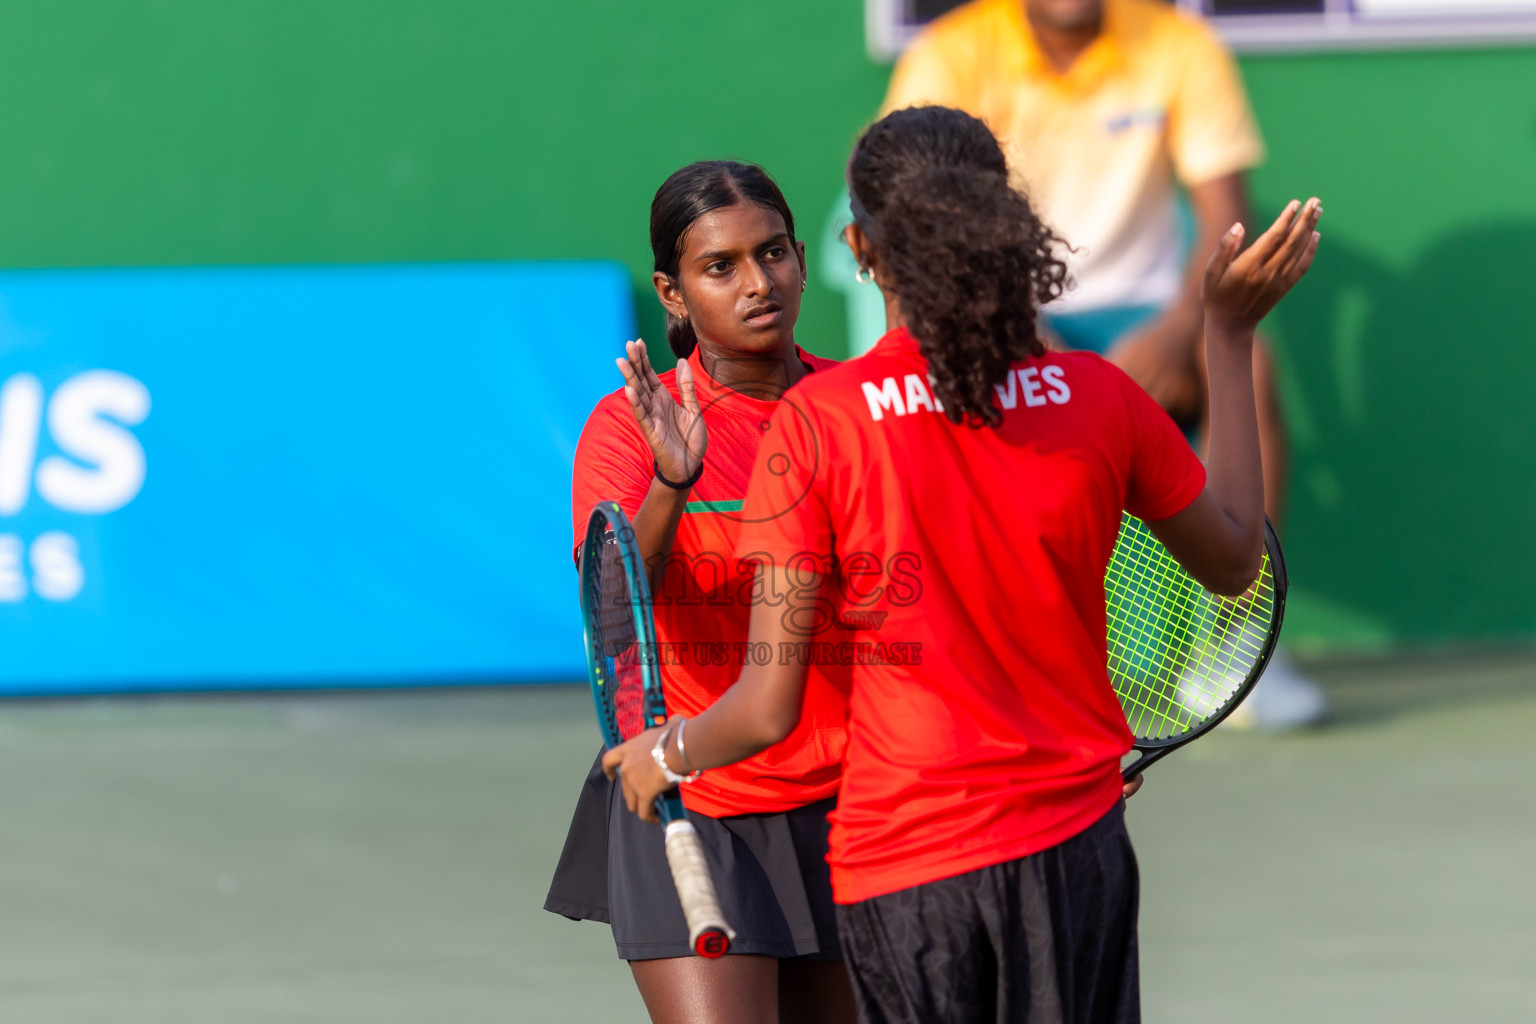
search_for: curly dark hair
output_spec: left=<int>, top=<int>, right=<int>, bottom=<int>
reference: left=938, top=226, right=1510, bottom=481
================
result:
left=848, top=106, right=1070, bottom=427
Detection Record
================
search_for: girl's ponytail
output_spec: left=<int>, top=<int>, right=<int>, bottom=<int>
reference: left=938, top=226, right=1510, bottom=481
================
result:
left=664, top=310, right=699, bottom=360
left=850, top=107, right=1069, bottom=427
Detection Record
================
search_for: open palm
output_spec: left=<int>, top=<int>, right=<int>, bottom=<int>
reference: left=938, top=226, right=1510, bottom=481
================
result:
left=1202, top=198, right=1322, bottom=335
left=616, top=339, right=707, bottom=483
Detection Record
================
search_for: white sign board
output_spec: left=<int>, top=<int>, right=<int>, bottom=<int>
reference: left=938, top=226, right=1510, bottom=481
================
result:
left=868, top=0, right=1536, bottom=59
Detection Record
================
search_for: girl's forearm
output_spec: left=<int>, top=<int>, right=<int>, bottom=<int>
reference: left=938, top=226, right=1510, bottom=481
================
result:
left=1201, top=322, right=1265, bottom=561
left=662, top=572, right=813, bottom=774
left=665, top=666, right=795, bottom=773
left=632, top=478, right=691, bottom=590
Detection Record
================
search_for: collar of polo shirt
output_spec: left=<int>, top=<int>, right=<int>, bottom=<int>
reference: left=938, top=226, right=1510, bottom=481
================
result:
left=1003, top=0, right=1128, bottom=89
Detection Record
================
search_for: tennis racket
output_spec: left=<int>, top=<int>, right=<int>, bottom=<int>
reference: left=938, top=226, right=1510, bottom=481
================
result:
left=1107, top=514, right=1287, bottom=780
left=579, top=501, right=735, bottom=958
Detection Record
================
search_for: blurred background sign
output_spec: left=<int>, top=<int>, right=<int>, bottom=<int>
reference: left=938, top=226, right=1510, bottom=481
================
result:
left=0, top=263, right=630, bottom=693
left=0, top=0, right=1527, bottom=666
left=866, top=0, right=1536, bottom=58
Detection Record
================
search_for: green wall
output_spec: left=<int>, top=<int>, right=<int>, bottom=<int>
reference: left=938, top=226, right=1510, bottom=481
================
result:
left=0, top=1, right=888, bottom=357
left=1243, top=48, right=1536, bottom=652
left=0, top=3, right=1530, bottom=652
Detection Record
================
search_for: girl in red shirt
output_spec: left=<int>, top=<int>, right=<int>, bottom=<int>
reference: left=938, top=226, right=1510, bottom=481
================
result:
left=604, top=107, right=1321, bottom=1024
left=544, top=161, right=856, bottom=1024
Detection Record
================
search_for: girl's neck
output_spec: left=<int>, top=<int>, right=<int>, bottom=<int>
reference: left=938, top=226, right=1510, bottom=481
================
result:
left=695, top=338, right=807, bottom=398
left=883, top=290, right=909, bottom=335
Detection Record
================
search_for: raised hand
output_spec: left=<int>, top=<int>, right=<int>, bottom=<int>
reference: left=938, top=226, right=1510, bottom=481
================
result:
left=616, top=339, right=707, bottom=484
left=1202, top=198, right=1322, bottom=336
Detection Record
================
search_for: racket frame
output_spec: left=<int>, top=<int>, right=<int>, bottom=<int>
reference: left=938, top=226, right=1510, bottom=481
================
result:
left=1119, top=517, right=1289, bottom=781
left=578, top=501, right=736, bottom=958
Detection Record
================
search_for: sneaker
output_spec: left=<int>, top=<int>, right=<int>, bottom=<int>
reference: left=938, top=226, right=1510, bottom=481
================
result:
left=1222, top=646, right=1329, bottom=732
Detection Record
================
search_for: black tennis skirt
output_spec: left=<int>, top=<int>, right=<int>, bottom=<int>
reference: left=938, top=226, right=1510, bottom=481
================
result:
left=835, top=802, right=1139, bottom=1024
left=543, top=750, right=843, bottom=961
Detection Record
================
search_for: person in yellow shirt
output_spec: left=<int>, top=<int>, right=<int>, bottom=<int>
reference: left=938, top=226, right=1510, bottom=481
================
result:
left=860, top=0, right=1327, bottom=730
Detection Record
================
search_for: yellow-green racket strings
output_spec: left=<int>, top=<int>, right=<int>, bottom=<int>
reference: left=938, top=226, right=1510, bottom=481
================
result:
left=1105, top=514, right=1276, bottom=742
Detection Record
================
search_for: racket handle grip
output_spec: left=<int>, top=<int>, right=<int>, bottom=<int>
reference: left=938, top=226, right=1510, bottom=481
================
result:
left=663, top=819, right=736, bottom=958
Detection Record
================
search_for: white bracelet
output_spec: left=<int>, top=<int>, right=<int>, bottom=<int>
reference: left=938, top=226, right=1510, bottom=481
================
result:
left=675, top=717, right=696, bottom=773
left=651, top=722, right=702, bottom=785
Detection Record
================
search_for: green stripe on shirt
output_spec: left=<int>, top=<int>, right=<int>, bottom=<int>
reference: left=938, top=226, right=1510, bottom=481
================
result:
left=684, top=499, right=744, bottom=514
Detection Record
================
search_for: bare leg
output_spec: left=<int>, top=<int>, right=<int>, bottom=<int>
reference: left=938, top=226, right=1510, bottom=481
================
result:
left=778, top=960, right=859, bottom=1024
left=1192, top=331, right=1323, bottom=724
left=630, top=955, right=779, bottom=1024
left=1251, top=337, right=1288, bottom=528
left=1194, top=331, right=1288, bottom=527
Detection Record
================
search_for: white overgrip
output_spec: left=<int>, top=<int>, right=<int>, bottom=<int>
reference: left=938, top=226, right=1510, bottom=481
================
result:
left=663, top=819, right=736, bottom=956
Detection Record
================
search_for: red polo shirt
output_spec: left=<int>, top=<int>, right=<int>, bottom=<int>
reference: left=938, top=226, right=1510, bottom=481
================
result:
left=571, top=344, right=849, bottom=817
left=737, top=328, right=1206, bottom=903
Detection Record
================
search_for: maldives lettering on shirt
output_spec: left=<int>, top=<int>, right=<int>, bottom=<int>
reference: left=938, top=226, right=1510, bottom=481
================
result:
left=736, top=327, right=1206, bottom=903
left=860, top=363, right=1072, bottom=421
left=570, top=345, right=850, bottom=818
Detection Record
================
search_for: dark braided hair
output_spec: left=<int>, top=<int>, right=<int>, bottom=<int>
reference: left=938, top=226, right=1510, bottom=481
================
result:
left=650, top=161, right=798, bottom=359
left=848, top=106, right=1069, bottom=427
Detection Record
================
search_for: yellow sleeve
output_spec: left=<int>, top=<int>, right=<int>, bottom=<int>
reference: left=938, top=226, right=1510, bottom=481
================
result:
left=1166, top=20, right=1265, bottom=187
left=879, top=29, right=978, bottom=117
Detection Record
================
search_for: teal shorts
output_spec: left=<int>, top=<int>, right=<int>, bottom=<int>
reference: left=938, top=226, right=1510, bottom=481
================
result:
left=1044, top=303, right=1199, bottom=442
left=1040, top=304, right=1162, bottom=356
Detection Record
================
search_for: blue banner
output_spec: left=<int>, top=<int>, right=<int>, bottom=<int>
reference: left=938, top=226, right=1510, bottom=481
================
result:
left=0, top=262, right=633, bottom=693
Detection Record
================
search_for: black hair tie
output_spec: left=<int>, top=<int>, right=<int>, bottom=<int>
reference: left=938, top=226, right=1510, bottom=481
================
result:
left=654, top=458, right=704, bottom=491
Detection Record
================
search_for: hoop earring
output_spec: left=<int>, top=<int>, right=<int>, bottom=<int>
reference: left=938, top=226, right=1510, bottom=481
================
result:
left=855, top=266, right=874, bottom=285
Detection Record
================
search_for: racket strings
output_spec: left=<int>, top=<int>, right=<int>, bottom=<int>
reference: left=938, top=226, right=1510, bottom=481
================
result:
left=1106, top=514, right=1276, bottom=741
left=594, top=533, right=647, bottom=741
left=1110, top=582, right=1270, bottom=736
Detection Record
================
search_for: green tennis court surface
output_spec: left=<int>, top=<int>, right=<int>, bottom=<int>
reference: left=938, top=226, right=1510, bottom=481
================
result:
left=1, top=656, right=1534, bottom=1022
